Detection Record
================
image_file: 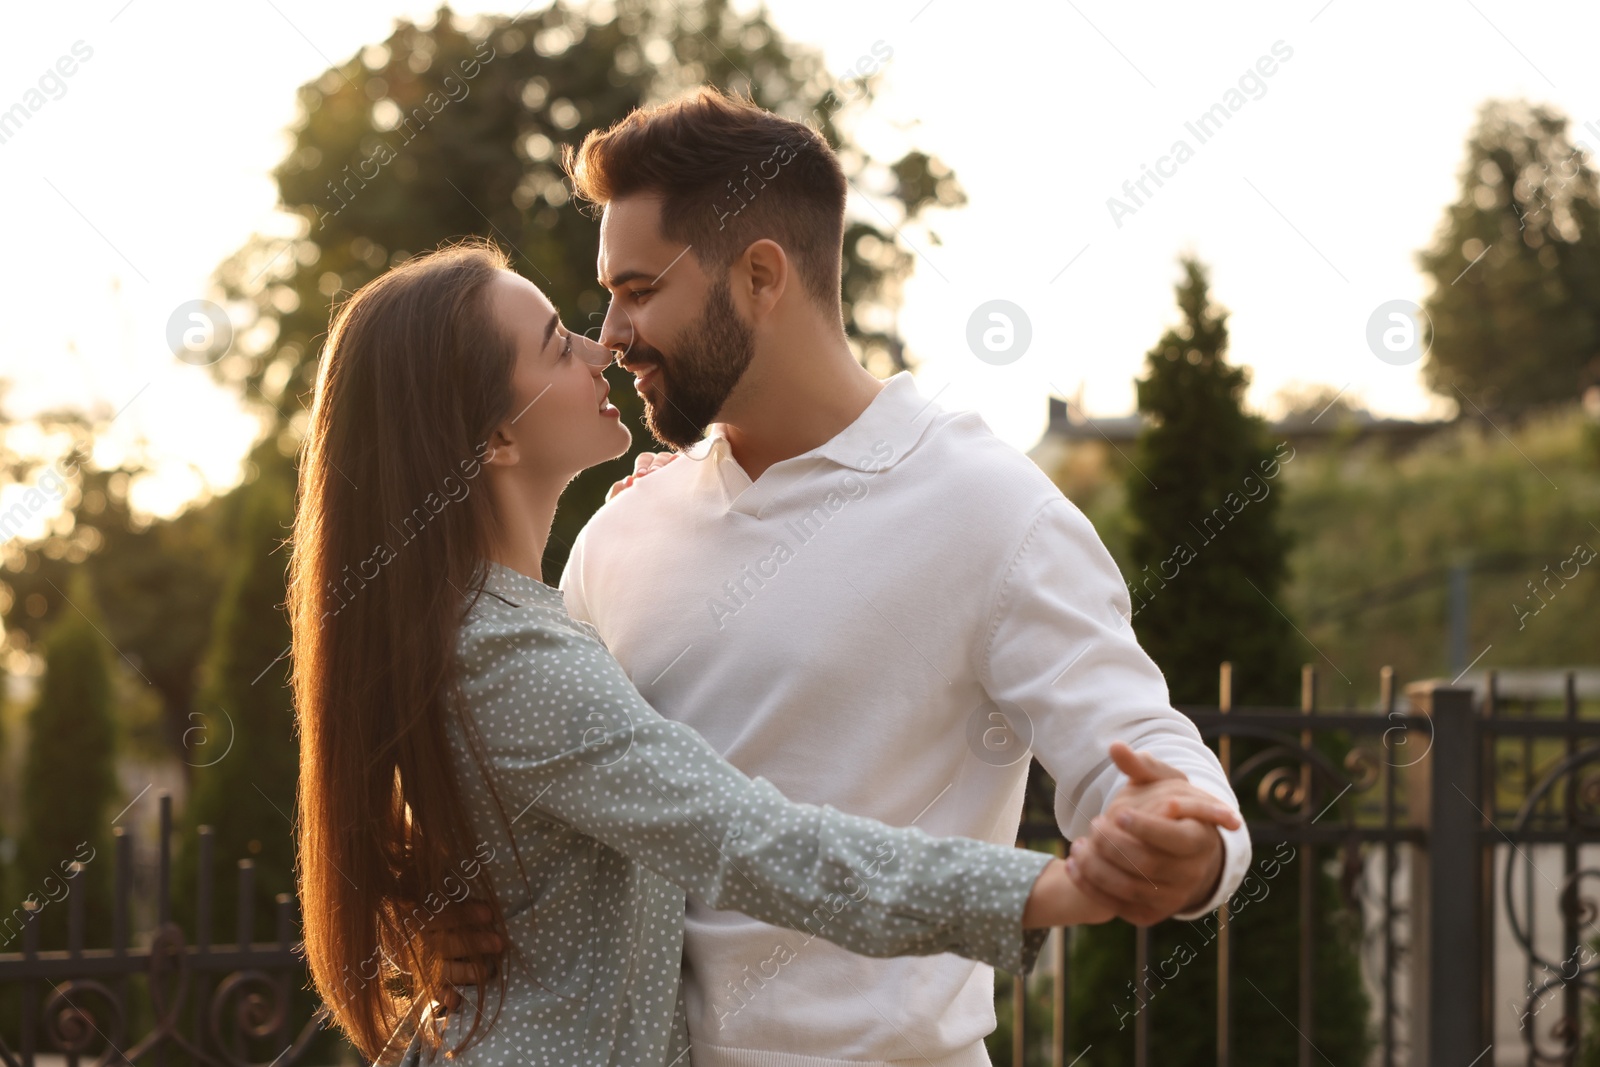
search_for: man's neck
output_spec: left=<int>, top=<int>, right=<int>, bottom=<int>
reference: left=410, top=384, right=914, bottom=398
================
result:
left=718, top=336, right=886, bottom=483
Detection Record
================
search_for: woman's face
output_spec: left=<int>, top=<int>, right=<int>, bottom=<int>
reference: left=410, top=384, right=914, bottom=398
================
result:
left=484, top=269, right=630, bottom=479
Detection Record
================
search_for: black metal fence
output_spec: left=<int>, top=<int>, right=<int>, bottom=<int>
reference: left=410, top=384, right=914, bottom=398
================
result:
left=0, top=794, right=324, bottom=1067
left=1007, top=665, right=1600, bottom=1067
left=3, top=667, right=1598, bottom=1067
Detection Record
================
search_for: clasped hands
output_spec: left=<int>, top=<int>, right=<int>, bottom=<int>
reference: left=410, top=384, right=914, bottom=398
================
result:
left=1064, top=740, right=1241, bottom=927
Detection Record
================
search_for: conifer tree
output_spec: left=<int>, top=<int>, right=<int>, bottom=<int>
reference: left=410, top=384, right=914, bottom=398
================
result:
left=8, top=570, right=117, bottom=949
left=174, top=443, right=297, bottom=944
left=1124, top=256, right=1299, bottom=707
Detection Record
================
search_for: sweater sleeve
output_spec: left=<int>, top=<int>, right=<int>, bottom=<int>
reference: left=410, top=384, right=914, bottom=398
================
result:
left=977, top=496, right=1252, bottom=920
left=457, top=607, right=1054, bottom=975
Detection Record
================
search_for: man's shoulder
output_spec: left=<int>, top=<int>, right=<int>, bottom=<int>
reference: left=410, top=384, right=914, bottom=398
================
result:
left=910, top=406, right=1063, bottom=509
left=570, top=454, right=702, bottom=556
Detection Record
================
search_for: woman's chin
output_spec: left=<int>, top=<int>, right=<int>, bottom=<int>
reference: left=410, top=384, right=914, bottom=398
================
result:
left=604, top=424, right=633, bottom=461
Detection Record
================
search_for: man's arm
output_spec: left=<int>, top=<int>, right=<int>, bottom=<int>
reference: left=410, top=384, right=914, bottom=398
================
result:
left=977, top=496, right=1252, bottom=923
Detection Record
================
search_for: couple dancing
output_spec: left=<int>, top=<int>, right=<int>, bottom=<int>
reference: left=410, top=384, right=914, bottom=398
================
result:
left=289, top=87, right=1250, bottom=1067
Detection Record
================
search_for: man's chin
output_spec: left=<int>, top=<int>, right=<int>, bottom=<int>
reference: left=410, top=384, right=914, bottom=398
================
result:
left=644, top=406, right=705, bottom=450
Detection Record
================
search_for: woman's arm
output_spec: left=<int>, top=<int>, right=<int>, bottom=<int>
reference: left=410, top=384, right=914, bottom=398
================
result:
left=456, top=608, right=1107, bottom=977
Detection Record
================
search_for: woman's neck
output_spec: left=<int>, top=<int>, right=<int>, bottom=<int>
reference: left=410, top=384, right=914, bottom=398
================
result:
left=485, top=472, right=566, bottom=584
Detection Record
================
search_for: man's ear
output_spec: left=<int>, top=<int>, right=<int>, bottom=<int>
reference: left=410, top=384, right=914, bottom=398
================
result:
left=736, top=238, right=788, bottom=319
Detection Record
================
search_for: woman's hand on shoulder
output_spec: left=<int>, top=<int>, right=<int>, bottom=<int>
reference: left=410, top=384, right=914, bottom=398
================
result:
left=606, top=451, right=679, bottom=501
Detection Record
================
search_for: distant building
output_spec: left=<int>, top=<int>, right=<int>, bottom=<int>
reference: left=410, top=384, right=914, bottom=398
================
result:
left=1028, top=394, right=1451, bottom=470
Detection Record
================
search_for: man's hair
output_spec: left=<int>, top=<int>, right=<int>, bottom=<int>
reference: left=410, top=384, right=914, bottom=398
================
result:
left=563, top=87, right=847, bottom=310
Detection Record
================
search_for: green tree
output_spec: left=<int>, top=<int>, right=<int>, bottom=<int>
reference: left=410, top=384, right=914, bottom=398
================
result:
left=1064, top=257, right=1371, bottom=1066
left=210, top=0, right=959, bottom=581
left=1418, top=99, right=1600, bottom=418
left=1124, top=255, right=1299, bottom=707
left=172, top=441, right=298, bottom=944
left=7, top=570, right=117, bottom=950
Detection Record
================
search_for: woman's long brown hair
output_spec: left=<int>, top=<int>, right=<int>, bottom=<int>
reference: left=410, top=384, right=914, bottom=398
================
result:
left=289, top=237, right=527, bottom=1061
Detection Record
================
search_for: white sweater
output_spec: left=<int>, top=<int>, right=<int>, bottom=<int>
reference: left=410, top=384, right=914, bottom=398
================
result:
left=559, top=371, right=1251, bottom=1067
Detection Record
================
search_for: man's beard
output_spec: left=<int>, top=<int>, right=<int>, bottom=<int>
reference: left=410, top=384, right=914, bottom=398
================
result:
left=631, top=278, right=755, bottom=449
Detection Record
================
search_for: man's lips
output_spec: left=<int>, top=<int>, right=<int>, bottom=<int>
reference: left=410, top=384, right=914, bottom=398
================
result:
left=628, top=364, right=660, bottom=393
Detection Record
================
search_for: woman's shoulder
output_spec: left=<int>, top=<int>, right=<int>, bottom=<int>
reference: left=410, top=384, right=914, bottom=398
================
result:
left=451, top=576, right=642, bottom=765
left=461, top=563, right=610, bottom=649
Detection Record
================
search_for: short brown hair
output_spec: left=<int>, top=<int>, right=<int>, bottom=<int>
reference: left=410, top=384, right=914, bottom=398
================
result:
left=563, top=87, right=847, bottom=309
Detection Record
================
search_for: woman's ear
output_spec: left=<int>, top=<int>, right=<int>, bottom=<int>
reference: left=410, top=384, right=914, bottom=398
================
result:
left=482, top=424, right=519, bottom=467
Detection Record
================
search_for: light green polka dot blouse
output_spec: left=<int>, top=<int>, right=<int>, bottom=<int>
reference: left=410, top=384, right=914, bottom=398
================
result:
left=427, top=561, right=1051, bottom=1066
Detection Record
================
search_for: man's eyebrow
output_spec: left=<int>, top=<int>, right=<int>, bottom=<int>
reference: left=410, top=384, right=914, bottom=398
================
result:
left=600, top=269, right=655, bottom=290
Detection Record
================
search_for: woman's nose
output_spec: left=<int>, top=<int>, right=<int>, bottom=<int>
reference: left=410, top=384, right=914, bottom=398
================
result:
left=576, top=334, right=614, bottom=371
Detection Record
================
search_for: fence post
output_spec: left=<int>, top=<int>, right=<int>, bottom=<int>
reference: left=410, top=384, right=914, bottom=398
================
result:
left=1403, top=682, right=1482, bottom=1066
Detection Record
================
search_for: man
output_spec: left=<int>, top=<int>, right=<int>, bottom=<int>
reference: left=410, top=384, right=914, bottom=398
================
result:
left=462, top=87, right=1249, bottom=1066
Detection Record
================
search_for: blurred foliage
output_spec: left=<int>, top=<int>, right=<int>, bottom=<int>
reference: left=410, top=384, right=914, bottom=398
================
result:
left=1418, top=99, right=1600, bottom=419
left=171, top=440, right=298, bottom=945
left=1282, top=407, right=1600, bottom=698
left=0, top=404, right=232, bottom=762
left=1048, top=364, right=1600, bottom=710
left=6, top=570, right=115, bottom=949
left=211, top=0, right=959, bottom=581
left=986, top=964, right=1053, bottom=1066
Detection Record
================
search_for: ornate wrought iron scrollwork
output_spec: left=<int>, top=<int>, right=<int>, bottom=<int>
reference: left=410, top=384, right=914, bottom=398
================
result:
left=1255, top=763, right=1308, bottom=821
left=10, top=920, right=326, bottom=1067
left=209, top=970, right=308, bottom=1067
left=1342, top=744, right=1383, bottom=792
left=1196, top=719, right=1412, bottom=1054
left=1199, top=723, right=1363, bottom=825
left=1501, top=746, right=1600, bottom=1064
left=41, top=980, right=127, bottom=1063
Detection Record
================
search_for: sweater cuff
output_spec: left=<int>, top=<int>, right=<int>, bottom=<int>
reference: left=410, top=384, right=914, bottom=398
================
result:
left=1171, top=813, right=1253, bottom=920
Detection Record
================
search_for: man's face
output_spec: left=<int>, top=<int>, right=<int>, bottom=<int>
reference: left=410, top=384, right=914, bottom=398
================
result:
left=596, top=195, right=756, bottom=449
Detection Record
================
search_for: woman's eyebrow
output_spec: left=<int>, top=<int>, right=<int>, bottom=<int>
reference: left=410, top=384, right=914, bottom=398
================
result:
left=540, top=311, right=560, bottom=352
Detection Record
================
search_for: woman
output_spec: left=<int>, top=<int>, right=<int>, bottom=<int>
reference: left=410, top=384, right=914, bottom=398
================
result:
left=289, top=237, right=1114, bottom=1067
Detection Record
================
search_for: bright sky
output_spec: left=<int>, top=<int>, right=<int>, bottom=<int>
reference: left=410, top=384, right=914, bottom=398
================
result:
left=2, top=0, right=1595, bottom=521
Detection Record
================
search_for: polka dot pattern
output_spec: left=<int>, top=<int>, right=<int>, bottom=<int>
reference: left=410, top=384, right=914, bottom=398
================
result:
left=421, top=561, right=1052, bottom=1066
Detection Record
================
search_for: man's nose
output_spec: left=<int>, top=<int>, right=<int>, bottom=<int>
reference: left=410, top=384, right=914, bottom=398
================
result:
left=597, top=302, right=634, bottom=360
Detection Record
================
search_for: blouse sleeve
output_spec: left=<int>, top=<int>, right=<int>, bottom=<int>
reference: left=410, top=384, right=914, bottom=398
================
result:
left=456, top=604, right=1053, bottom=976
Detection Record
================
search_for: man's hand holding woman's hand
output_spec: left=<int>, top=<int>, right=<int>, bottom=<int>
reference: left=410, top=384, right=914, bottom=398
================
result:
left=1063, top=741, right=1243, bottom=927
